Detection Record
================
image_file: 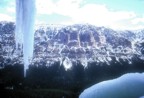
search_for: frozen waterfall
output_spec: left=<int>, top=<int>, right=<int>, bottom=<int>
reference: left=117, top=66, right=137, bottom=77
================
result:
left=15, top=0, right=36, bottom=76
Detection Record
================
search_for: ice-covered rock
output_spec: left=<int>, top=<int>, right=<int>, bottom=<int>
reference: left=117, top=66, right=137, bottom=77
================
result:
left=0, top=22, right=144, bottom=68
left=79, top=73, right=144, bottom=98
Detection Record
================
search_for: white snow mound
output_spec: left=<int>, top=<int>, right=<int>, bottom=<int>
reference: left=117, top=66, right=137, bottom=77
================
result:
left=79, top=73, right=144, bottom=98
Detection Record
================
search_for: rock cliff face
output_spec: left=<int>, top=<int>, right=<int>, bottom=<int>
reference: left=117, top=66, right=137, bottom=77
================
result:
left=0, top=21, right=144, bottom=67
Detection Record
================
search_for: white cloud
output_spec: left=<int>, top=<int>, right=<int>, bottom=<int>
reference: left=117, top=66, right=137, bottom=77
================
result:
left=36, top=0, right=82, bottom=15
left=54, top=0, right=82, bottom=15
left=70, top=4, right=136, bottom=26
left=7, top=7, right=15, bottom=13
left=1, top=0, right=142, bottom=30
left=0, top=13, right=14, bottom=21
left=36, top=0, right=143, bottom=30
left=131, top=16, right=144, bottom=25
left=36, top=0, right=56, bottom=14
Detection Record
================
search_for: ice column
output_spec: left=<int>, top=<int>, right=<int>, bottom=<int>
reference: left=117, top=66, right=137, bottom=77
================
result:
left=15, top=0, right=36, bottom=76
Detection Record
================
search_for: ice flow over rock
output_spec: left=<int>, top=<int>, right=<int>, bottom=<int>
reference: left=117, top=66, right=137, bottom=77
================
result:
left=15, top=0, right=36, bottom=76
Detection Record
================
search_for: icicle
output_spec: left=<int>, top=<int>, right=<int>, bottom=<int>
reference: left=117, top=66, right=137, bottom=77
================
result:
left=15, top=0, right=36, bottom=77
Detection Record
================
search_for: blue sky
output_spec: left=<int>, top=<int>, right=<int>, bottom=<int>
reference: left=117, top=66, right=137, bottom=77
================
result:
left=0, top=0, right=144, bottom=30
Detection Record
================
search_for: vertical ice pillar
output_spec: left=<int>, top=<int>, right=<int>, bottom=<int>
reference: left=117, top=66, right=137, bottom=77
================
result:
left=15, top=0, right=23, bottom=48
left=15, top=0, right=36, bottom=77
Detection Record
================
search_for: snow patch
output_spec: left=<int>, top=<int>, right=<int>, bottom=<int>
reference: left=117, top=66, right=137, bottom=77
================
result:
left=79, top=73, right=144, bottom=98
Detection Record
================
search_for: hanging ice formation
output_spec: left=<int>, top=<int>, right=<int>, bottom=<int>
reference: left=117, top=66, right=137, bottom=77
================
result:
left=15, top=0, right=36, bottom=76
